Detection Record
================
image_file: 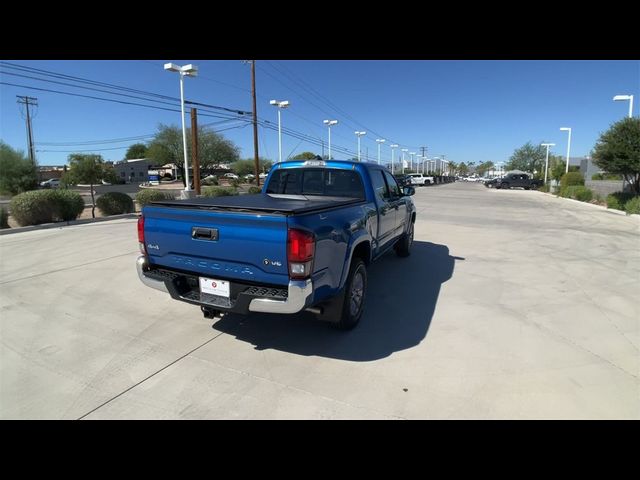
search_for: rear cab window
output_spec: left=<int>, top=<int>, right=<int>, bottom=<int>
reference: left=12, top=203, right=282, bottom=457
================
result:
left=266, top=168, right=365, bottom=199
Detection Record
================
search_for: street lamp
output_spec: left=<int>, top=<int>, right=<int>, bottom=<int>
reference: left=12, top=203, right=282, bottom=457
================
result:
left=401, top=148, right=408, bottom=173
left=560, top=127, right=572, bottom=174
left=270, top=99, right=290, bottom=163
left=164, top=62, right=198, bottom=193
left=354, top=131, right=366, bottom=161
left=389, top=144, right=399, bottom=174
left=541, top=142, right=555, bottom=185
left=323, top=119, right=338, bottom=159
left=409, top=152, right=416, bottom=172
left=376, top=139, right=386, bottom=165
left=613, top=94, right=634, bottom=118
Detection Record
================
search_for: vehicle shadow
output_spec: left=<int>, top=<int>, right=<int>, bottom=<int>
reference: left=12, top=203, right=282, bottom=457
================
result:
left=211, top=241, right=460, bottom=362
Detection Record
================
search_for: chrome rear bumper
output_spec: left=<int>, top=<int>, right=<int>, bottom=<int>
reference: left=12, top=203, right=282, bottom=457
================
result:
left=136, top=255, right=312, bottom=314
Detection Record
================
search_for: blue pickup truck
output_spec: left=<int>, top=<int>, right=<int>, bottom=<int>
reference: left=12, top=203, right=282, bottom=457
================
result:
left=136, top=160, right=416, bottom=330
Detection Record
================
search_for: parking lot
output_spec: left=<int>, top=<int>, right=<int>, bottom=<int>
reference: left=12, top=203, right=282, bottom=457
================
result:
left=1, top=182, right=638, bottom=419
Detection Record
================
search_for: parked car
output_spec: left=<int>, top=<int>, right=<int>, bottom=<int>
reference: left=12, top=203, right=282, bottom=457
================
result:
left=223, top=172, right=239, bottom=179
left=136, top=160, right=417, bottom=330
left=407, top=173, right=433, bottom=186
left=40, top=178, right=61, bottom=189
left=494, top=173, right=543, bottom=190
left=259, top=172, right=268, bottom=179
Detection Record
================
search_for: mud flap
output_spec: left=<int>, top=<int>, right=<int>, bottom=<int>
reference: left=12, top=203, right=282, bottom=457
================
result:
left=315, top=289, right=347, bottom=324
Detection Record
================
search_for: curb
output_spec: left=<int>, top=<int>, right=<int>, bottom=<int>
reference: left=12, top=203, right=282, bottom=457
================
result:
left=0, top=213, right=139, bottom=236
left=540, top=191, right=640, bottom=220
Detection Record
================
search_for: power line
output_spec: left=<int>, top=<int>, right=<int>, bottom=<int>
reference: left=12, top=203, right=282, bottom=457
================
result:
left=0, top=81, right=247, bottom=124
left=36, top=124, right=250, bottom=153
left=265, top=61, right=406, bottom=149
left=0, top=61, right=252, bottom=115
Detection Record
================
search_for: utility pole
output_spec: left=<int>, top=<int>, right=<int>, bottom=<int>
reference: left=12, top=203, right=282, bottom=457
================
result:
left=250, top=60, right=261, bottom=187
left=191, top=108, right=201, bottom=195
left=16, top=96, right=38, bottom=167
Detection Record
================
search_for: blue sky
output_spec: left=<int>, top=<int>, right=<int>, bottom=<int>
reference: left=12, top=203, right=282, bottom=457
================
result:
left=1, top=60, right=638, bottom=167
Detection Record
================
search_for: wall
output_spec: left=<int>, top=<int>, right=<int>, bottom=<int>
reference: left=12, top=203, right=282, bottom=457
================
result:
left=585, top=180, right=629, bottom=198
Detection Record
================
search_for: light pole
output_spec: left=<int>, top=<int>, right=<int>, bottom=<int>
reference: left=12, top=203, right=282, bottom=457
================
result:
left=541, top=142, right=555, bottom=185
left=613, top=94, right=634, bottom=118
left=390, top=144, right=398, bottom=174
left=323, top=119, right=338, bottom=159
left=355, top=131, right=366, bottom=161
left=401, top=148, right=408, bottom=173
left=270, top=99, right=290, bottom=163
left=164, top=63, right=198, bottom=193
left=560, top=127, right=572, bottom=174
left=409, top=152, right=416, bottom=172
left=376, top=139, right=386, bottom=165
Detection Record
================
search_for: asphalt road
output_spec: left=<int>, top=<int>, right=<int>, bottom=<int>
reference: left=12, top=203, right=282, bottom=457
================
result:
left=1, top=183, right=638, bottom=419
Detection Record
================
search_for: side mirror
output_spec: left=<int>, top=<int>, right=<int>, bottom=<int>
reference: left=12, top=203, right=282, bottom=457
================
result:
left=403, top=186, right=415, bottom=196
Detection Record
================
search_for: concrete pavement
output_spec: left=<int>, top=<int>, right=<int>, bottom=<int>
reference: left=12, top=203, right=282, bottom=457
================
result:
left=0, top=183, right=638, bottom=419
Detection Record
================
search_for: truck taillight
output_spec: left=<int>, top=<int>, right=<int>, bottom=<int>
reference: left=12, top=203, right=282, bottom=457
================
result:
left=137, top=216, right=146, bottom=254
left=287, top=228, right=315, bottom=279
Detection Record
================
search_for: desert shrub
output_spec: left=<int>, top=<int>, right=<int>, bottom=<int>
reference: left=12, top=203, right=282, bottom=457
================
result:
left=0, top=206, right=8, bottom=229
left=623, top=196, right=640, bottom=215
left=201, top=187, right=238, bottom=197
left=560, top=186, right=592, bottom=202
left=592, top=172, right=622, bottom=180
left=9, top=189, right=84, bottom=226
left=539, top=184, right=550, bottom=193
left=606, top=191, right=635, bottom=211
left=231, top=178, right=241, bottom=188
left=247, top=186, right=262, bottom=194
left=135, top=189, right=174, bottom=207
left=96, top=192, right=134, bottom=215
left=573, top=187, right=593, bottom=202
left=560, top=172, right=584, bottom=192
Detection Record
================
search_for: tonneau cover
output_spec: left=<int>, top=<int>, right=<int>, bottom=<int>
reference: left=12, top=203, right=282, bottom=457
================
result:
left=150, top=193, right=363, bottom=215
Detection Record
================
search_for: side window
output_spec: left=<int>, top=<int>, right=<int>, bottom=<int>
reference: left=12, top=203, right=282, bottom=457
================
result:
left=370, top=170, right=390, bottom=202
left=383, top=171, right=401, bottom=198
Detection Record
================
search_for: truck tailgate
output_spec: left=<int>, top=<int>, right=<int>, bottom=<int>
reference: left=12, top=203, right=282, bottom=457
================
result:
left=143, top=205, right=289, bottom=286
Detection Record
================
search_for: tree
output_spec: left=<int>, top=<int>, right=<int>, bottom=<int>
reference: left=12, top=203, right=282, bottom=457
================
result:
left=549, top=154, right=570, bottom=182
left=146, top=124, right=240, bottom=186
left=231, top=158, right=273, bottom=176
left=0, top=142, right=38, bottom=195
left=63, top=153, right=108, bottom=218
left=477, top=161, right=495, bottom=177
left=592, top=117, right=640, bottom=195
left=506, top=142, right=545, bottom=174
left=125, top=143, right=148, bottom=160
left=291, top=151, right=318, bottom=160
left=457, top=162, right=469, bottom=176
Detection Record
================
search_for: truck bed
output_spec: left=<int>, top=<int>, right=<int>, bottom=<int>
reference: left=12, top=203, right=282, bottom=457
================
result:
left=151, top=193, right=363, bottom=215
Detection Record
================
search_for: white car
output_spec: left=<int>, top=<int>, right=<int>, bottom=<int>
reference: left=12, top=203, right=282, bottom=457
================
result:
left=40, top=178, right=61, bottom=188
left=259, top=172, right=268, bottom=179
left=407, top=173, right=432, bottom=186
left=223, top=173, right=239, bottom=179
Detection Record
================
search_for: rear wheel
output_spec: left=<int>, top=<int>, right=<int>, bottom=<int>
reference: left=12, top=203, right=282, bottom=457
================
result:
left=332, top=259, right=367, bottom=330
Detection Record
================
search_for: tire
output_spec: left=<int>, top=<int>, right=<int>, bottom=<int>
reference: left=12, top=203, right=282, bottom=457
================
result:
left=333, top=258, right=367, bottom=330
left=395, top=221, right=414, bottom=257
